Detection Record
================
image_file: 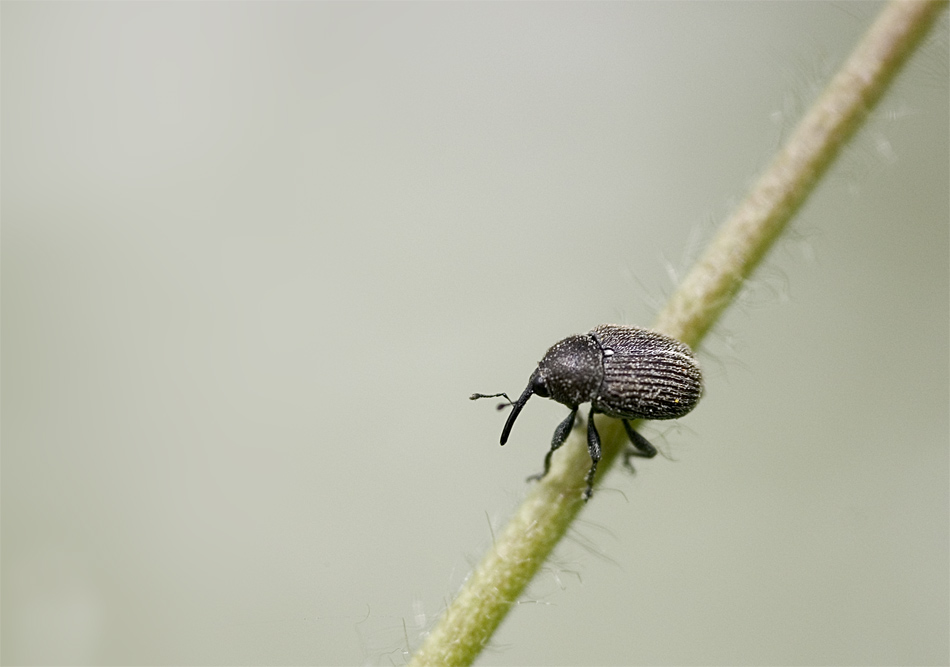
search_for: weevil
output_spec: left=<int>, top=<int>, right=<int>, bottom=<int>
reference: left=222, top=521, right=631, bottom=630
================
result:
left=472, top=324, right=702, bottom=500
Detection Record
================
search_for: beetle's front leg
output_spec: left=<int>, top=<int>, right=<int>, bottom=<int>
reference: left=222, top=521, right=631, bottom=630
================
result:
left=583, top=407, right=602, bottom=501
left=621, top=419, right=658, bottom=473
left=527, top=407, right=577, bottom=483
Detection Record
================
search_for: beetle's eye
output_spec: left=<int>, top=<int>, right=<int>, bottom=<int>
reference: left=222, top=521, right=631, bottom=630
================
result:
left=532, top=375, right=549, bottom=398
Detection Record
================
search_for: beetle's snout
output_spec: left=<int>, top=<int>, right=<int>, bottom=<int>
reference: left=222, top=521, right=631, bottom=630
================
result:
left=500, top=372, right=538, bottom=446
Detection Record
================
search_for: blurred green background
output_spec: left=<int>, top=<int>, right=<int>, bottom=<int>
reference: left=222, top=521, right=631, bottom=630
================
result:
left=3, top=3, right=947, bottom=665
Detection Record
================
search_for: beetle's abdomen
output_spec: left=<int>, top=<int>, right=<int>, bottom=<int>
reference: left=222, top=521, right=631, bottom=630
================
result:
left=590, top=325, right=702, bottom=420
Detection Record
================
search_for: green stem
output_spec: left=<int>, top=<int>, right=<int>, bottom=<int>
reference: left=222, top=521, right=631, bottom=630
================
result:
left=410, top=2, right=947, bottom=665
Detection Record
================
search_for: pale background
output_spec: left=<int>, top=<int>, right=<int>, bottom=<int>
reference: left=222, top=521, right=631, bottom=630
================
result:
left=2, top=3, right=947, bottom=665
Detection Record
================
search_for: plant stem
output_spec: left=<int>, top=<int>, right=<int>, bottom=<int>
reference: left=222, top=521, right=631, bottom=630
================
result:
left=409, top=2, right=947, bottom=665
left=654, top=0, right=947, bottom=347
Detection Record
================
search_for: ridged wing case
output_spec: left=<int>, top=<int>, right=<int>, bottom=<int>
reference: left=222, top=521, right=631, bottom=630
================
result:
left=590, top=324, right=702, bottom=420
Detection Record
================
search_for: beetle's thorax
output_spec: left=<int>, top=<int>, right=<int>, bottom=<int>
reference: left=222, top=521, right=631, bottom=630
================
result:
left=536, top=334, right=603, bottom=407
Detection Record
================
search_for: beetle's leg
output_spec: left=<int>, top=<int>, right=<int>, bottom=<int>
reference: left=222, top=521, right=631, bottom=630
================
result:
left=527, top=407, right=577, bottom=483
left=583, top=407, right=602, bottom=501
left=621, top=420, right=658, bottom=474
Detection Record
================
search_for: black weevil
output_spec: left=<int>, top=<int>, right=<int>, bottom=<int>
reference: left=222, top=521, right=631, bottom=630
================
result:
left=472, top=324, right=702, bottom=500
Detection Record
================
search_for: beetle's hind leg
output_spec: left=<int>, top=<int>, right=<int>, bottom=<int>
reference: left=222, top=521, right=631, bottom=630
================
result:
left=582, top=407, right=602, bottom=501
left=527, top=407, right=577, bottom=483
left=621, top=420, right=658, bottom=474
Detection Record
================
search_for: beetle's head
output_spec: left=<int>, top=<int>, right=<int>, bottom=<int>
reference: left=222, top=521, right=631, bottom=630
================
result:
left=496, top=334, right=604, bottom=445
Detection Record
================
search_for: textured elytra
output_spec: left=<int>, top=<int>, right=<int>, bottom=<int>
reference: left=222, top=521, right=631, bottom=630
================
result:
left=589, top=324, right=702, bottom=420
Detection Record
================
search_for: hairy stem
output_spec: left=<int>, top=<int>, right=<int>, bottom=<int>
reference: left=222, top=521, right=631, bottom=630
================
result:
left=410, top=2, right=947, bottom=665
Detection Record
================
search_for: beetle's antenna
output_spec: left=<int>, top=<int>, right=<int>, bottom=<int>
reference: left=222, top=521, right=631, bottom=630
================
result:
left=470, top=392, right=512, bottom=407
left=500, top=383, right=533, bottom=446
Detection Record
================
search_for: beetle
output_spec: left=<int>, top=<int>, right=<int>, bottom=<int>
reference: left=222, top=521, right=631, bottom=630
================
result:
left=472, top=324, right=702, bottom=500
